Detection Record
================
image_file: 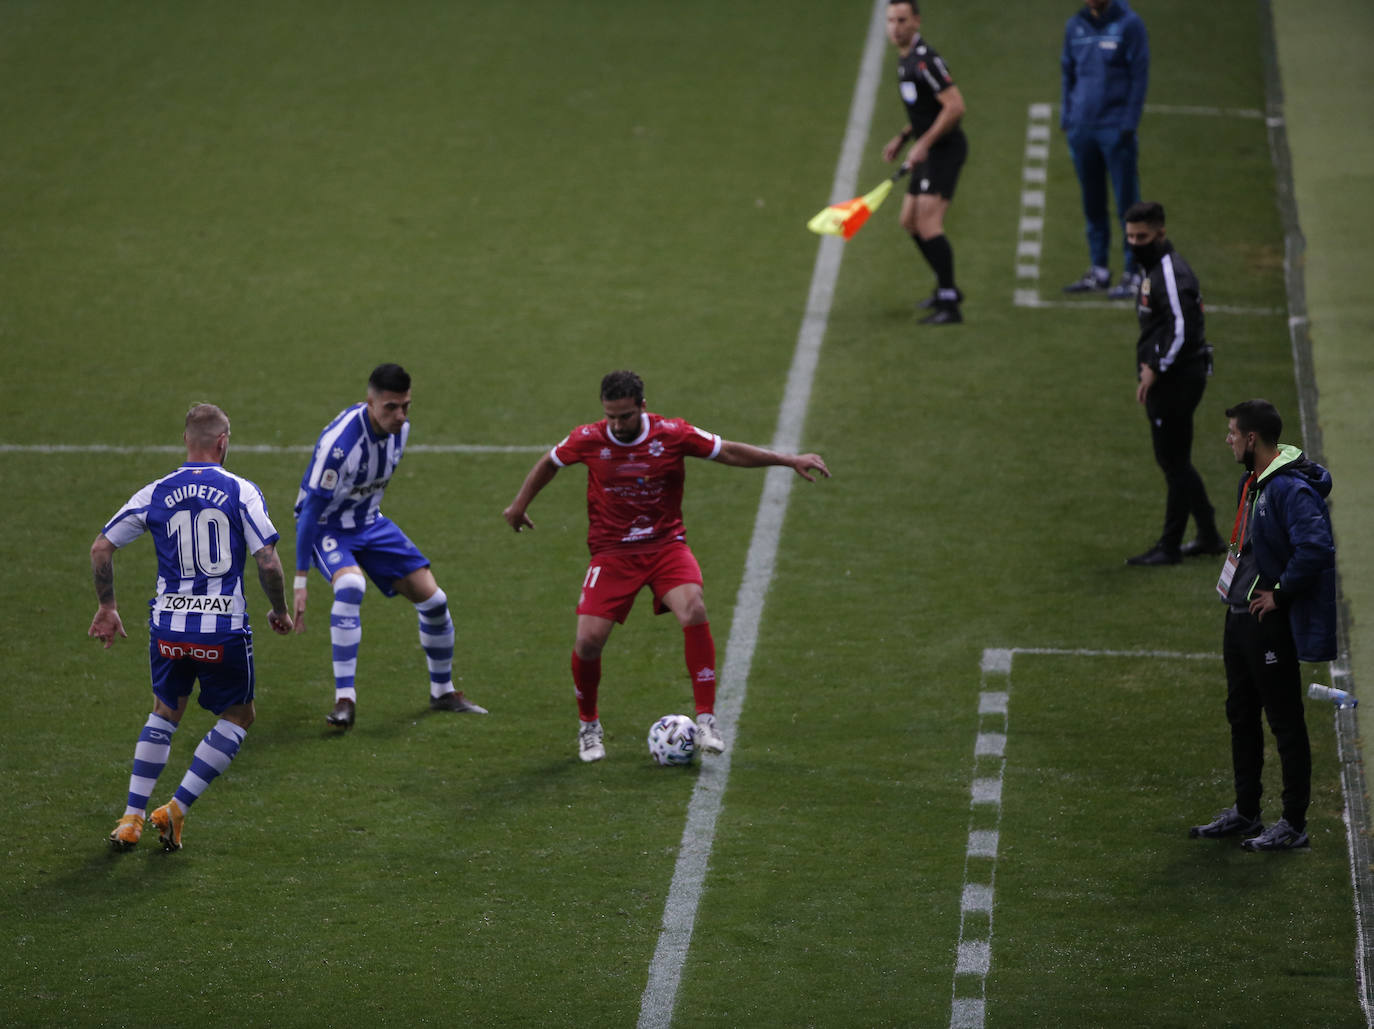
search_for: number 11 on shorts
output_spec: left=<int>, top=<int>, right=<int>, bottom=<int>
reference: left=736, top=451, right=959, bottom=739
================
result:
left=583, top=566, right=601, bottom=590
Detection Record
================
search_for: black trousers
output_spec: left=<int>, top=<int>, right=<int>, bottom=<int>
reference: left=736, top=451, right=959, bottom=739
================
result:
left=1222, top=607, right=1311, bottom=829
left=1144, top=363, right=1218, bottom=549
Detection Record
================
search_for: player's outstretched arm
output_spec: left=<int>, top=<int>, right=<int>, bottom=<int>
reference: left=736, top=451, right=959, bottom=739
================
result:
left=88, top=534, right=127, bottom=650
left=503, top=453, right=560, bottom=532
left=715, top=441, right=832, bottom=483
left=254, top=544, right=294, bottom=635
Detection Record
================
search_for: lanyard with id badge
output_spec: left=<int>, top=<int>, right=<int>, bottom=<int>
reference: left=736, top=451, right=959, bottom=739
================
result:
left=1217, top=473, right=1257, bottom=599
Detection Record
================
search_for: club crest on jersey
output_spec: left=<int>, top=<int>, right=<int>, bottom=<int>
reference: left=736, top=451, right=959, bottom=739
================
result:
left=648, top=440, right=664, bottom=457
left=599, top=447, right=612, bottom=460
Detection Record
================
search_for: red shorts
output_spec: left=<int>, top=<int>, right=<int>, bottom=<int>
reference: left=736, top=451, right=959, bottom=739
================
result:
left=577, top=543, right=703, bottom=624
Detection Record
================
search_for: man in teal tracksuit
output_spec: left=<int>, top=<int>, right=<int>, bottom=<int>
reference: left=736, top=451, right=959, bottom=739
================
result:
left=1060, top=0, right=1149, bottom=299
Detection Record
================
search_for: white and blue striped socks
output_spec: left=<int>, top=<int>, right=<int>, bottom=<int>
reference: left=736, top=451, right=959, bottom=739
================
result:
left=330, top=571, right=366, bottom=702
left=124, top=713, right=178, bottom=816
left=171, top=719, right=247, bottom=812
left=416, top=588, right=456, bottom=699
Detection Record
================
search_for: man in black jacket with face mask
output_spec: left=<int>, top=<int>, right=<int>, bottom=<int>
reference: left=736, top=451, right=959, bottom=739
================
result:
left=1122, top=201, right=1225, bottom=565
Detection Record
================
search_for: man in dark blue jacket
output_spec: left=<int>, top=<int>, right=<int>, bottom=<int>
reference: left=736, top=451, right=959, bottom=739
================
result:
left=1190, top=400, right=1337, bottom=851
left=1060, top=0, right=1149, bottom=299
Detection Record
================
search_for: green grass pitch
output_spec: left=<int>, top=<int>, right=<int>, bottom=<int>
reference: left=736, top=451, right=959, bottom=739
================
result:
left=0, top=1, right=1365, bottom=1025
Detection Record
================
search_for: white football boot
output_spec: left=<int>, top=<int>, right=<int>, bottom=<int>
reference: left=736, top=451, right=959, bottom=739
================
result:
left=695, top=713, right=725, bottom=755
left=578, top=720, right=606, bottom=763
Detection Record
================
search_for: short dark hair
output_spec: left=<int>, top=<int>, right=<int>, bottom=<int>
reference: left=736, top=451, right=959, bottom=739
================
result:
left=888, top=0, right=919, bottom=12
left=1124, top=201, right=1165, bottom=227
left=600, top=370, right=645, bottom=404
left=368, top=363, right=411, bottom=394
left=1226, top=399, right=1283, bottom=445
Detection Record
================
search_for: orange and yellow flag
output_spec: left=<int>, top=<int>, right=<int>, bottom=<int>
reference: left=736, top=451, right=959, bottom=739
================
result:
left=806, top=169, right=906, bottom=240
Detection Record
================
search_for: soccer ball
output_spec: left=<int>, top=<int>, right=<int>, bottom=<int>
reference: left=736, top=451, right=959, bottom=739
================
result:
left=647, top=714, right=697, bottom=766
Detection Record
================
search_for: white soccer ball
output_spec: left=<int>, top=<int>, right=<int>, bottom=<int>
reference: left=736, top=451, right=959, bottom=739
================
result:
left=647, top=714, right=697, bottom=766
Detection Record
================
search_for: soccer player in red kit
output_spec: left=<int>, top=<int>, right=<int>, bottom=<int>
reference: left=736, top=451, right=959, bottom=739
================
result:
left=503, top=370, right=830, bottom=762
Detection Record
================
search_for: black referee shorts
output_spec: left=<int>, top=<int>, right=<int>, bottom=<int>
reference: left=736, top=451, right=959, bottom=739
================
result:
left=907, top=131, right=968, bottom=200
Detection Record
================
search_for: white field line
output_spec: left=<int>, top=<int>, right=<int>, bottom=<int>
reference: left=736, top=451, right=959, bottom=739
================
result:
left=1012, top=102, right=1283, bottom=316
left=635, top=2, right=889, bottom=1026
left=949, top=668, right=1010, bottom=1029
left=0, top=443, right=547, bottom=455
left=950, top=646, right=1214, bottom=1029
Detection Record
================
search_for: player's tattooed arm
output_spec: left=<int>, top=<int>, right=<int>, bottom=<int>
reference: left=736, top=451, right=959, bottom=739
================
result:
left=91, top=534, right=116, bottom=606
left=88, top=534, right=127, bottom=648
left=254, top=544, right=295, bottom=635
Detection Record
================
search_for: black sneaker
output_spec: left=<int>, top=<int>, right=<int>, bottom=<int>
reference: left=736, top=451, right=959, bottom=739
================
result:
left=1241, top=817, right=1310, bottom=851
left=1190, top=806, right=1263, bottom=839
left=326, top=697, right=355, bottom=728
left=1125, top=543, right=1182, bottom=566
left=1180, top=536, right=1228, bottom=557
left=1063, top=268, right=1110, bottom=293
left=430, top=690, right=488, bottom=714
left=919, top=305, right=963, bottom=325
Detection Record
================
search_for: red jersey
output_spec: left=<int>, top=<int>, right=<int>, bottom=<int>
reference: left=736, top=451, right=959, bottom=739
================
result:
left=552, top=412, right=722, bottom=556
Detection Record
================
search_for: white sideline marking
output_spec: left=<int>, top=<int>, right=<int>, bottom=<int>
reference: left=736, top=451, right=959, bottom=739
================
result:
left=951, top=999, right=987, bottom=1029
left=975, top=732, right=1006, bottom=757
left=1011, top=103, right=1285, bottom=316
left=949, top=647, right=1215, bottom=1028
left=967, top=831, right=1000, bottom=858
left=957, top=940, right=992, bottom=975
left=962, top=884, right=994, bottom=912
left=0, top=443, right=547, bottom=455
left=635, top=3, right=889, bottom=1026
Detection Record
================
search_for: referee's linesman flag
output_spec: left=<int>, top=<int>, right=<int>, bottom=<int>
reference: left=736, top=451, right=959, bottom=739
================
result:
left=807, top=166, right=910, bottom=240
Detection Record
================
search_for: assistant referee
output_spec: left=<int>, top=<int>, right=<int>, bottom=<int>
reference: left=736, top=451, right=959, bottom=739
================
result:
left=882, top=0, right=968, bottom=326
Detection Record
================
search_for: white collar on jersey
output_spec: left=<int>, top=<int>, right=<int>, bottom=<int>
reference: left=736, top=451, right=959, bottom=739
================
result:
left=608, top=412, right=650, bottom=447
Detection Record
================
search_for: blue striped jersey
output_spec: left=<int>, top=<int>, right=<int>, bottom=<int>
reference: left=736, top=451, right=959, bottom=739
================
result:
left=101, top=463, right=280, bottom=637
left=294, top=402, right=408, bottom=530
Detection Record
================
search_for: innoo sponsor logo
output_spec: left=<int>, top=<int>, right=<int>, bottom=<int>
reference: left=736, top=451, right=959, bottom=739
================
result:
left=157, top=639, right=225, bottom=663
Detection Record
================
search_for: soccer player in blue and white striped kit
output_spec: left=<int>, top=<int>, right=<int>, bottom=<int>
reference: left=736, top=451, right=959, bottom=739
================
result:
left=92, top=404, right=293, bottom=852
left=292, top=364, right=486, bottom=727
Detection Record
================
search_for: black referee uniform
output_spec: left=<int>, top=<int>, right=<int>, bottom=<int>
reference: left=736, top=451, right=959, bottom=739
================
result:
left=896, top=37, right=967, bottom=321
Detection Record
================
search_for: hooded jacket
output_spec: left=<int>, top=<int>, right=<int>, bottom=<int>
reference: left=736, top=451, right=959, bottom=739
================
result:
left=1238, top=444, right=1337, bottom=662
left=1060, top=1, right=1150, bottom=135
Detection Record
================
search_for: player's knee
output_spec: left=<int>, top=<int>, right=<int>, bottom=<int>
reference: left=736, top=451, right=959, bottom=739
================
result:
left=332, top=571, right=366, bottom=607
left=574, top=635, right=606, bottom=660
left=416, top=586, right=448, bottom=615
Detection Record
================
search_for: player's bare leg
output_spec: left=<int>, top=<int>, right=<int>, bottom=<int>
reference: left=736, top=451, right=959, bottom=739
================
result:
left=661, top=584, right=724, bottom=754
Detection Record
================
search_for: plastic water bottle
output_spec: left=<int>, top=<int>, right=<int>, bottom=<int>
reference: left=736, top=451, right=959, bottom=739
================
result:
left=1308, top=683, right=1358, bottom=709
